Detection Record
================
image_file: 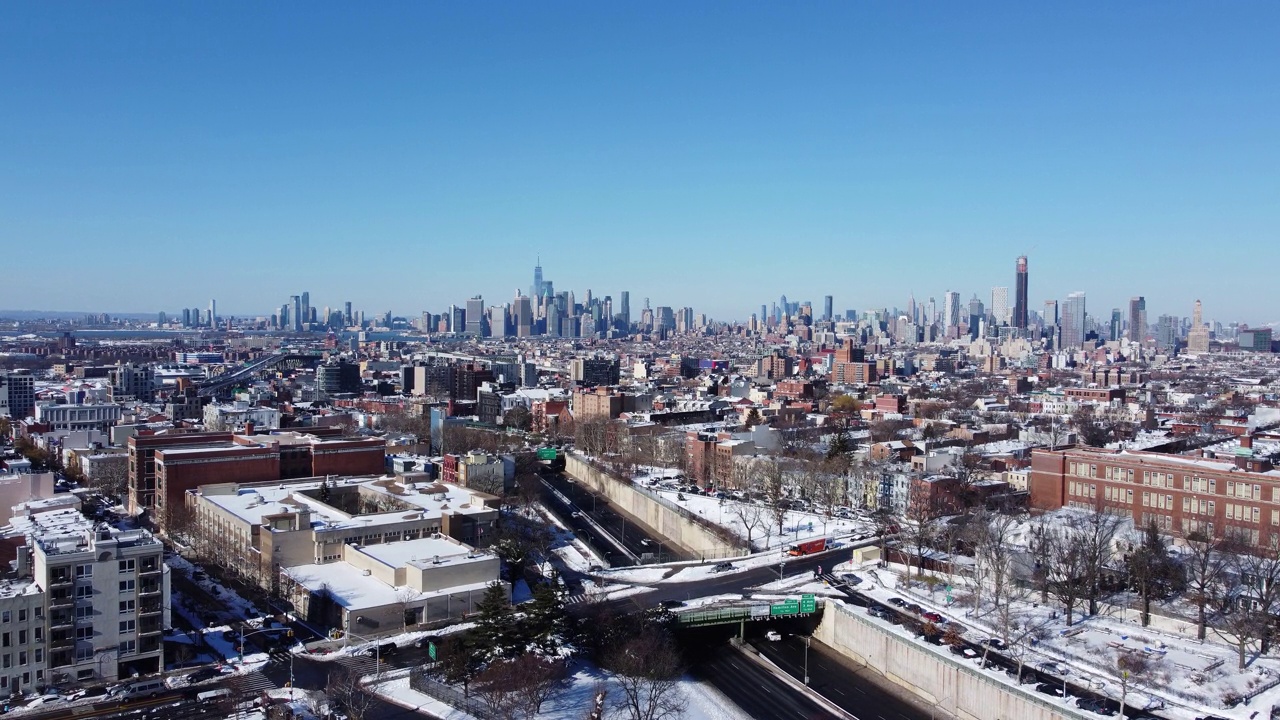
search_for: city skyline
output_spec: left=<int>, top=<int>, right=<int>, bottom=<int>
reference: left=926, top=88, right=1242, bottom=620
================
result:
left=4, top=4, right=1278, bottom=323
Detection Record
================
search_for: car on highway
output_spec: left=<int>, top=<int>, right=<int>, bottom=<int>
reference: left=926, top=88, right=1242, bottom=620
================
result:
left=887, top=597, right=907, bottom=607
left=364, top=642, right=399, bottom=658
left=711, top=562, right=735, bottom=573
left=867, top=605, right=891, bottom=619
left=764, top=631, right=782, bottom=641
left=659, top=600, right=686, bottom=609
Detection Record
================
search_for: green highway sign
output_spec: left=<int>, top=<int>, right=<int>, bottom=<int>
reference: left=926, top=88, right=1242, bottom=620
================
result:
left=536, top=448, right=559, bottom=461
left=428, top=641, right=437, bottom=661
left=770, top=599, right=800, bottom=616
left=800, top=594, right=817, bottom=613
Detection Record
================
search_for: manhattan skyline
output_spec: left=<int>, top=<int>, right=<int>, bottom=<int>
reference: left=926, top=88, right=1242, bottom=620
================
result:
left=3, top=3, right=1278, bottom=322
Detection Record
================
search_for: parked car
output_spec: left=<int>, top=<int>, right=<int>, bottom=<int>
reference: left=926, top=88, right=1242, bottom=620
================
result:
left=1037, top=661, right=1068, bottom=676
left=980, top=638, right=1006, bottom=650
left=905, top=603, right=923, bottom=614
left=711, top=562, right=735, bottom=573
left=186, top=667, right=224, bottom=684
left=659, top=600, right=685, bottom=610
left=62, top=686, right=109, bottom=702
left=887, top=597, right=907, bottom=607
left=1035, top=682, right=1066, bottom=698
left=921, top=611, right=945, bottom=624
left=365, top=642, right=399, bottom=658
left=838, top=573, right=861, bottom=585
left=413, top=635, right=441, bottom=649
left=1076, top=697, right=1116, bottom=716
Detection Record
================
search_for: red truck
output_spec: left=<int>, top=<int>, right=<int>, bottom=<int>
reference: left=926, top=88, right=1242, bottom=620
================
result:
left=787, top=538, right=830, bottom=556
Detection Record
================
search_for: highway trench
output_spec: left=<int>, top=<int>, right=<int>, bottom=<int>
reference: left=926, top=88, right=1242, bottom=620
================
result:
left=539, top=470, right=679, bottom=566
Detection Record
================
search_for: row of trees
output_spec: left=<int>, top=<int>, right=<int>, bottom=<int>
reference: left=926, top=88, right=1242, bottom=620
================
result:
left=949, top=505, right=1280, bottom=671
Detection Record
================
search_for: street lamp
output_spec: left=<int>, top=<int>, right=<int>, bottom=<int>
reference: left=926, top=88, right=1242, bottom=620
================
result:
left=342, top=628, right=386, bottom=679
left=803, top=635, right=811, bottom=686
left=237, top=625, right=297, bottom=697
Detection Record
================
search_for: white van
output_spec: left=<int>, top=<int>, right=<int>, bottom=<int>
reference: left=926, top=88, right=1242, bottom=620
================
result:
left=114, top=678, right=166, bottom=700
left=196, top=688, right=232, bottom=703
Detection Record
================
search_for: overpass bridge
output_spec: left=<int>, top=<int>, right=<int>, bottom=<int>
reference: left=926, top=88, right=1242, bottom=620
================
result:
left=197, top=352, right=324, bottom=396
left=672, top=595, right=824, bottom=629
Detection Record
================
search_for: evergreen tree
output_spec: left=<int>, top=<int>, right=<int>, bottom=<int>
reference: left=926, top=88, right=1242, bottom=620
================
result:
left=318, top=477, right=332, bottom=503
left=525, top=581, right=568, bottom=654
left=744, top=408, right=762, bottom=428
left=473, top=581, right=521, bottom=657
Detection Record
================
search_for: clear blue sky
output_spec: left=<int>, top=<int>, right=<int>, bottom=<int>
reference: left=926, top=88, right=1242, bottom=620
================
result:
left=3, top=2, right=1277, bottom=325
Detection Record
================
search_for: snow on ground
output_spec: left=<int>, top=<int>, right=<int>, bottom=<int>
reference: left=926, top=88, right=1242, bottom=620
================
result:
left=846, top=559, right=1280, bottom=719
left=535, top=504, right=608, bottom=573
left=369, top=661, right=748, bottom=720
left=644, top=484, right=871, bottom=550
left=301, top=622, right=475, bottom=659
left=594, top=566, right=671, bottom=584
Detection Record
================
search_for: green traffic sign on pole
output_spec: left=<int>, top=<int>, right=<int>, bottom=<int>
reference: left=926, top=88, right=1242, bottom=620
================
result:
left=770, top=600, right=801, bottom=616
left=800, top=594, right=817, bottom=613
left=428, top=641, right=437, bottom=661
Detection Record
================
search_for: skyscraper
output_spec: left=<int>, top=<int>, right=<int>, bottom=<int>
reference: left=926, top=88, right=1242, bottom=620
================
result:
left=301, top=291, right=310, bottom=330
left=1061, top=292, right=1087, bottom=348
left=209, top=299, right=217, bottom=329
left=466, top=296, right=485, bottom=336
left=968, top=295, right=985, bottom=340
left=1109, top=309, right=1123, bottom=342
left=1187, top=300, right=1211, bottom=354
left=291, top=295, right=302, bottom=332
left=990, top=287, right=1009, bottom=326
left=1014, top=256, right=1029, bottom=330
left=1127, top=297, right=1146, bottom=343
left=515, top=292, right=532, bottom=337
left=943, top=291, right=961, bottom=331
left=531, top=259, right=543, bottom=299
left=619, top=291, right=631, bottom=329
left=823, top=295, right=833, bottom=322
left=344, top=301, right=353, bottom=326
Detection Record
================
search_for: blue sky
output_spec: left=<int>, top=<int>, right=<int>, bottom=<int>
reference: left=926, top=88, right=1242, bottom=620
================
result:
left=2, top=2, right=1277, bottom=324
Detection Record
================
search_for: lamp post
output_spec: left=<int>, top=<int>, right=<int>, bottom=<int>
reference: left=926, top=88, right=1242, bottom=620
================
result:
left=342, top=629, right=384, bottom=679
left=803, top=635, right=811, bottom=686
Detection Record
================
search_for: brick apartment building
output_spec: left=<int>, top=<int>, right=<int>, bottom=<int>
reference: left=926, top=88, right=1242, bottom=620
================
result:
left=135, top=430, right=385, bottom=531
left=1029, top=438, right=1280, bottom=549
left=830, top=344, right=877, bottom=385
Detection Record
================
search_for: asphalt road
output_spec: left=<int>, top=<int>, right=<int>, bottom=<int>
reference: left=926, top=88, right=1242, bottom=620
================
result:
left=690, top=641, right=838, bottom=720
left=542, top=471, right=680, bottom=563
left=750, top=634, right=930, bottom=720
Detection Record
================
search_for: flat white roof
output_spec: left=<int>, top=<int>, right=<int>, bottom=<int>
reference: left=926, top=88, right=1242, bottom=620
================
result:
left=202, top=477, right=494, bottom=531
left=355, top=536, right=480, bottom=570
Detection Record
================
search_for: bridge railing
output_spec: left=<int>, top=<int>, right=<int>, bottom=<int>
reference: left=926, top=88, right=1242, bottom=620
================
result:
left=408, top=666, right=495, bottom=719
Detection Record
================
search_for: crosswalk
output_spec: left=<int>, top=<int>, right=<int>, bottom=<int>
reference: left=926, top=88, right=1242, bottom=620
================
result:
left=334, top=655, right=382, bottom=676
left=234, top=670, right=276, bottom=694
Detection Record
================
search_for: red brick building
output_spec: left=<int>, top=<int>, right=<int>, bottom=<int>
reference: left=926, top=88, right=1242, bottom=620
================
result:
left=1029, top=439, right=1280, bottom=549
left=830, top=344, right=877, bottom=385
left=128, top=431, right=235, bottom=515
left=151, top=432, right=385, bottom=531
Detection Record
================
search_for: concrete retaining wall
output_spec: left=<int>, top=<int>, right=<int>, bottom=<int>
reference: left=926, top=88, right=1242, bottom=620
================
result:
left=564, top=453, right=742, bottom=559
left=815, top=600, right=1087, bottom=720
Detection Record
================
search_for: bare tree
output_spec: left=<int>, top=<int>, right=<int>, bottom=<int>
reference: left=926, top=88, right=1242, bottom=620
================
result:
left=473, top=660, right=524, bottom=720
left=1079, top=506, right=1123, bottom=616
left=1124, top=521, right=1177, bottom=627
left=1183, top=531, right=1229, bottom=641
left=509, top=654, right=568, bottom=716
left=727, top=497, right=767, bottom=550
left=606, top=631, right=686, bottom=720
left=1116, top=651, right=1154, bottom=718
left=902, top=492, right=944, bottom=581
left=396, top=586, right=422, bottom=629
left=1045, top=525, right=1091, bottom=626
left=326, top=666, right=376, bottom=720
left=968, top=511, right=1018, bottom=618
left=760, top=458, right=790, bottom=538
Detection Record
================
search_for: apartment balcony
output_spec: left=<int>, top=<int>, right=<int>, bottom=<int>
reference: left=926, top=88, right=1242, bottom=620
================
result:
left=48, top=574, right=73, bottom=587
left=139, top=602, right=163, bottom=616
left=49, top=594, right=74, bottom=609
left=139, top=620, right=163, bottom=635
left=139, top=584, right=161, bottom=597
left=49, top=613, right=74, bottom=629
left=50, top=636, right=74, bottom=650
left=139, top=564, right=162, bottom=576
